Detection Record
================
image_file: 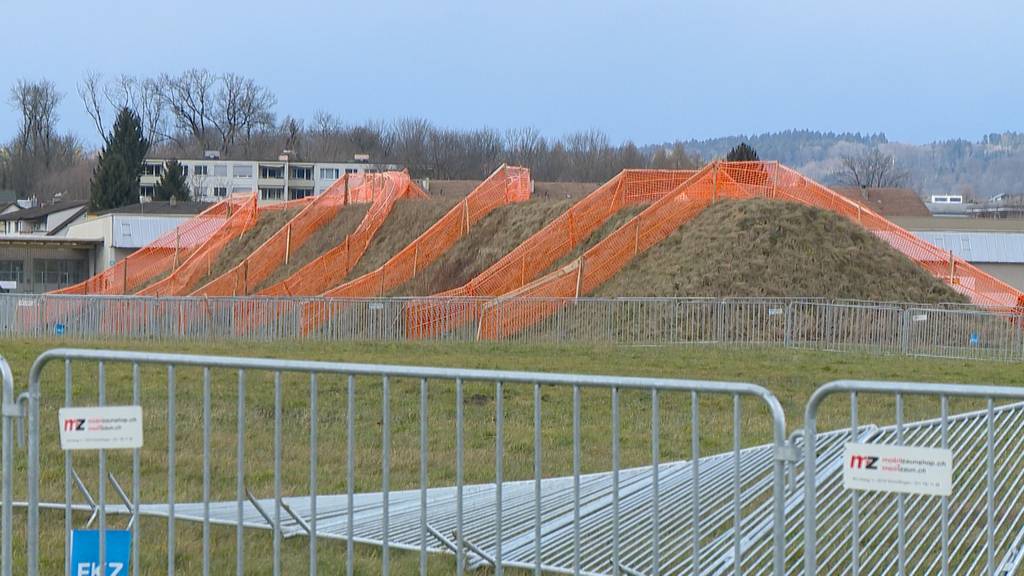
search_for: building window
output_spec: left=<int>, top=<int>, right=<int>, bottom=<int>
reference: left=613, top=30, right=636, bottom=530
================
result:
left=291, top=166, right=312, bottom=180
left=213, top=186, right=228, bottom=197
left=320, top=167, right=340, bottom=180
left=233, top=164, right=253, bottom=178
left=232, top=187, right=251, bottom=195
left=0, top=260, right=24, bottom=283
left=193, top=164, right=208, bottom=176
left=33, top=259, right=86, bottom=287
left=143, top=163, right=163, bottom=176
left=121, top=222, right=132, bottom=237
left=345, top=168, right=359, bottom=174
left=214, top=164, right=228, bottom=177
left=260, top=187, right=284, bottom=201
left=182, top=165, right=189, bottom=176
left=260, top=166, right=284, bottom=179
left=290, top=188, right=314, bottom=200
left=140, top=186, right=155, bottom=198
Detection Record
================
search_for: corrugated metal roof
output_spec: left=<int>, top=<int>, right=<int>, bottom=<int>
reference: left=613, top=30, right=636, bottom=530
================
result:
left=111, top=215, right=193, bottom=248
left=913, top=231, right=1024, bottom=263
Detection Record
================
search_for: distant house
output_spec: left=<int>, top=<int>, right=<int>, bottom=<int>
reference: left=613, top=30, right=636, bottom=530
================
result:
left=0, top=200, right=88, bottom=236
left=833, top=187, right=931, bottom=218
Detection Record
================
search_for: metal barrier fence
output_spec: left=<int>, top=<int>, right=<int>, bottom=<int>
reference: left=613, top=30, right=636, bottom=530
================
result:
left=2, top=294, right=1022, bottom=362
left=8, top=348, right=789, bottom=575
left=1, top=355, right=15, bottom=576
left=803, top=380, right=1024, bottom=575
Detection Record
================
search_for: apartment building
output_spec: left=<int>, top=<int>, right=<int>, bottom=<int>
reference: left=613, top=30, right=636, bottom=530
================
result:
left=139, top=155, right=398, bottom=204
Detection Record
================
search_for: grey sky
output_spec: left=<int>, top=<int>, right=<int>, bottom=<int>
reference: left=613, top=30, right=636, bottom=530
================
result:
left=2, top=0, right=1021, bottom=148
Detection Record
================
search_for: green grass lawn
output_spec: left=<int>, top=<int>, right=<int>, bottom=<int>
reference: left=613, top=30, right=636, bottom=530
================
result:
left=3, top=337, right=1022, bottom=574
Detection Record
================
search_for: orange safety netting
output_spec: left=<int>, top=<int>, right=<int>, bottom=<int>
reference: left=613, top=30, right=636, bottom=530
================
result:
left=135, top=193, right=260, bottom=296
left=192, top=173, right=371, bottom=296
left=51, top=197, right=248, bottom=295
left=257, top=171, right=426, bottom=297
left=404, top=169, right=696, bottom=338
left=474, top=161, right=1024, bottom=340
left=299, top=165, right=531, bottom=332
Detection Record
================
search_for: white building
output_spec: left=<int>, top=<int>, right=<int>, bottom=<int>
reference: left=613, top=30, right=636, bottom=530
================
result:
left=139, top=154, right=398, bottom=204
left=64, top=201, right=211, bottom=272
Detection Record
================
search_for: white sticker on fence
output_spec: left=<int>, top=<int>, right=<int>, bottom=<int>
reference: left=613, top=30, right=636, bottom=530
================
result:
left=843, top=442, right=952, bottom=496
left=59, top=406, right=144, bottom=450
left=912, top=313, right=928, bottom=322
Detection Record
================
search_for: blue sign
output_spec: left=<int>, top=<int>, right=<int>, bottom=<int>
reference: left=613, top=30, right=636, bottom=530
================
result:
left=970, top=331, right=980, bottom=346
left=55, top=323, right=65, bottom=336
left=70, top=530, right=131, bottom=576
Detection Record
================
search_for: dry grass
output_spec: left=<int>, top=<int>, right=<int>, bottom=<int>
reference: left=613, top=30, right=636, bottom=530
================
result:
left=193, top=208, right=300, bottom=288
left=255, top=203, right=370, bottom=291
left=393, top=198, right=574, bottom=295
left=547, top=204, right=648, bottom=271
left=346, top=197, right=462, bottom=279
left=594, top=199, right=966, bottom=303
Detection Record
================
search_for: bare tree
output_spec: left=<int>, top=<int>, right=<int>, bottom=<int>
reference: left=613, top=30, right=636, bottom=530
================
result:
left=504, top=127, right=544, bottom=167
left=77, top=71, right=108, bottom=140
left=159, top=68, right=219, bottom=150
left=9, top=78, right=63, bottom=166
left=213, top=73, right=276, bottom=152
left=831, top=148, right=910, bottom=188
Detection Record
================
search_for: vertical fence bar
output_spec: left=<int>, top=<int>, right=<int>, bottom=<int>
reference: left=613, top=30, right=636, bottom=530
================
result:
left=691, top=391, right=700, bottom=573
left=166, top=365, right=176, bottom=576
left=346, top=374, right=355, bottom=576
left=202, top=367, right=211, bottom=576
left=308, top=373, right=318, bottom=575
left=533, top=382, right=542, bottom=576
left=97, top=362, right=107, bottom=576
left=131, top=363, right=140, bottom=576
left=236, top=369, right=246, bottom=576
left=895, top=392, right=905, bottom=575
left=456, top=377, right=465, bottom=576
left=651, top=389, right=660, bottom=575
left=850, top=391, right=860, bottom=576
left=572, top=384, right=581, bottom=575
left=940, top=395, right=950, bottom=576
left=986, top=397, right=995, bottom=576
left=611, top=386, right=620, bottom=576
left=732, top=393, right=742, bottom=575
left=419, top=377, right=428, bottom=576
left=381, top=375, right=390, bottom=574
left=495, top=381, right=504, bottom=576
left=63, top=360, right=72, bottom=576
left=273, top=371, right=282, bottom=576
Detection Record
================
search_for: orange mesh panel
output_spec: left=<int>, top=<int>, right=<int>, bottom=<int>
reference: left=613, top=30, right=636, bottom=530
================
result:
left=300, top=165, right=531, bottom=332
left=192, top=174, right=359, bottom=296
left=135, top=194, right=259, bottom=296
left=404, top=169, right=695, bottom=338
left=51, top=198, right=246, bottom=295
left=257, top=171, right=420, bottom=297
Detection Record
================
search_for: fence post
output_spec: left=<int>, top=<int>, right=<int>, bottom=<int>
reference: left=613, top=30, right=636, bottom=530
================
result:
left=900, top=307, right=911, bottom=356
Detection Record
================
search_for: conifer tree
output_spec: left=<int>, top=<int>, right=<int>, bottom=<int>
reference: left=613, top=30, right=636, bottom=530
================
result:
left=726, top=142, right=759, bottom=162
left=89, top=107, right=149, bottom=210
left=154, top=159, right=191, bottom=201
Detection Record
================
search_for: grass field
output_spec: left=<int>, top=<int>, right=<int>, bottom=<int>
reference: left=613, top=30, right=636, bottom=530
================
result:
left=3, top=337, right=1022, bottom=574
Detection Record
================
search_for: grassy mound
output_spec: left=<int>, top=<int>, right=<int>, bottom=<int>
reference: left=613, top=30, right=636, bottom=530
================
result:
left=255, top=203, right=370, bottom=291
left=346, top=197, right=462, bottom=279
left=593, top=198, right=965, bottom=303
left=393, top=198, right=574, bottom=295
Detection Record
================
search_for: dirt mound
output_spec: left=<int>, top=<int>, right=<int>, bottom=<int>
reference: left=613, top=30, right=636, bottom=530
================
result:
left=346, top=197, right=462, bottom=279
left=255, top=203, right=370, bottom=291
left=393, top=198, right=575, bottom=295
left=194, top=208, right=300, bottom=289
left=545, top=205, right=649, bottom=272
left=593, top=199, right=965, bottom=303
